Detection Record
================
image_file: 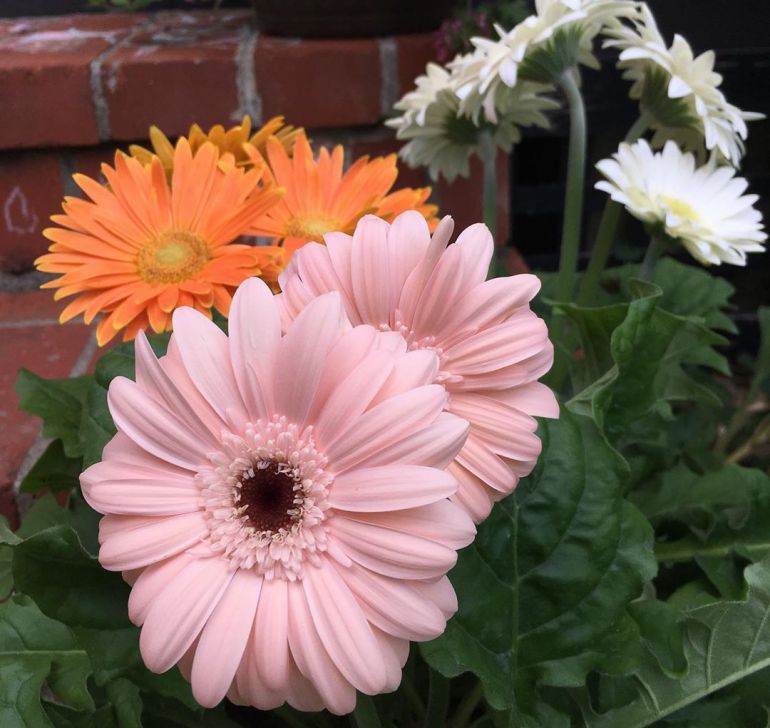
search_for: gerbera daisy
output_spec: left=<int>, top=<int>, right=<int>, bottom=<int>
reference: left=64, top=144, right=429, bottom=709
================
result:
left=452, top=0, right=639, bottom=112
left=604, top=4, right=763, bottom=165
left=129, top=115, right=303, bottom=172
left=36, top=140, right=284, bottom=345
left=248, top=132, right=438, bottom=263
left=596, top=140, right=766, bottom=265
left=387, top=61, right=556, bottom=182
left=279, top=212, right=558, bottom=522
left=81, top=280, right=474, bottom=713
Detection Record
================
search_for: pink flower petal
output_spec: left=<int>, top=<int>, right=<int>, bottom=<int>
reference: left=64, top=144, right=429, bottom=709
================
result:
left=191, top=569, right=263, bottom=707
left=305, top=325, right=379, bottom=422
left=108, top=377, right=205, bottom=471
left=302, top=560, right=388, bottom=694
left=442, top=314, right=549, bottom=376
left=337, top=563, right=448, bottom=641
left=455, top=222, right=494, bottom=289
left=134, top=332, right=220, bottom=449
left=343, top=500, right=475, bottom=551
left=81, top=467, right=200, bottom=517
left=234, top=629, right=286, bottom=711
left=371, top=626, right=408, bottom=692
left=357, top=412, right=469, bottom=470
left=330, top=515, right=458, bottom=580
left=171, top=307, right=248, bottom=429
left=387, top=210, right=431, bottom=295
left=350, top=216, right=393, bottom=327
left=98, top=512, right=206, bottom=571
left=140, top=557, right=234, bottom=673
left=436, top=274, right=542, bottom=346
left=286, top=581, right=357, bottom=715
left=228, top=278, right=280, bottom=421
left=456, top=433, right=517, bottom=494
left=397, top=216, right=454, bottom=324
left=325, top=384, right=448, bottom=474
left=492, top=381, right=560, bottom=418
left=285, top=655, right=326, bottom=712
left=251, top=578, right=291, bottom=693
left=128, top=551, right=196, bottom=625
left=329, top=465, right=457, bottom=512
left=369, top=349, right=439, bottom=407
left=413, top=576, right=458, bottom=619
left=313, top=349, right=395, bottom=450
left=448, top=461, right=497, bottom=522
left=274, top=292, right=350, bottom=427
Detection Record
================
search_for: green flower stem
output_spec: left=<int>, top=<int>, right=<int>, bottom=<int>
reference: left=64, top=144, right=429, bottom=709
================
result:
left=555, top=67, right=587, bottom=307
left=638, top=233, right=668, bottom=281
left=479, top=131, right=498, bottom=241
left=351, top=694, right=383, bottom=728
left=548, top=67, right=587, bottom=389
left=424, top=670, right=451, bottom=728
left=449, top=682, right=484, bottom=728
left=576, top=113, right=650, bottom=306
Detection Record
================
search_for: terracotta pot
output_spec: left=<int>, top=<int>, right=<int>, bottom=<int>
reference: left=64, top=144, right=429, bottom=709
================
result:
left=251, top=0, right=454, bottom=38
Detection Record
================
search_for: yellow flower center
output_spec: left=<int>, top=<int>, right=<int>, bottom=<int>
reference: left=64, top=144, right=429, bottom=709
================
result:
left=285, top=214, right=341, bottom=242
left=137, top=230, right=209, bottom=284
left=660, top=195, right=699, bottom=221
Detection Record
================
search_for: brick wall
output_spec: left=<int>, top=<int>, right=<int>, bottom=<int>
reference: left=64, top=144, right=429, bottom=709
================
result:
left=0, top=9, right=513, bottom=524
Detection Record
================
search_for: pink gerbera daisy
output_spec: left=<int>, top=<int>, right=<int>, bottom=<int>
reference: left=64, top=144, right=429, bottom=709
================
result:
left=81, top=278, right=474, bottom=714
left=279, top=211, right=558, bottom=522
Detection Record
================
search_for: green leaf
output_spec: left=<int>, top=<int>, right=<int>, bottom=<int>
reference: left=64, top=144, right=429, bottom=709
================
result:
left=73, top=628, right=141, bottom=687
left=632, top=463, right=770, bottom=531
left=12, top=525, right=131, bottom=630
left=105, top=678, right=143, bottom=728
left=80, top=334, right=168, bottom=468
left=420, top=411, right=655, bottom=713
left=0, top=546, right=12, bottom=600
left=565, top=280, right=727, bottom=444
left=0, top=595, right=94, bottom=725
left=19, top=440, right=82, bottom=495
left=15, top=371, right=92, bottom=458
left=604, top=259, right=736, bottom=334
left=0, top=514, right=21, bottom=546
left=79, top=383, right=116, bottom=469
left=583, top=556, right=770, bottom=728
left=15, top=494, right=72, bottom=540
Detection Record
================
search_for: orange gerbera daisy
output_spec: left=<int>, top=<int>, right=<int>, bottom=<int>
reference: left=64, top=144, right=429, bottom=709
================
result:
left=36, top=139, right=284, bottom=346
left=129, top=115, right=303, bottom=173
left=248, top=131, right=438, bottom=263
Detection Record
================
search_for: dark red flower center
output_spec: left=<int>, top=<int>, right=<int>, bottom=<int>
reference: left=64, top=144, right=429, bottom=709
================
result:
left=236, top=462, right=297, bottom=533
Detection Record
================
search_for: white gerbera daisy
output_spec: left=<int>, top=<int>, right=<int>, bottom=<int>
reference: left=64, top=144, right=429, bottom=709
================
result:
left=452, top=0, right=639, bottom=120
left=387, top=62, right=556, bottom=183
left=596, top=139, right=766, bottom=266
left=604, top=3, right=764, bottom=165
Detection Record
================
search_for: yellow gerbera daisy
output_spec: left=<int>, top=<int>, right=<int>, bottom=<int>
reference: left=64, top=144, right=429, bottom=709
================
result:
left=129, top=115, right=303, bottom=174
left=36, top=139, right=284, bottom=345
left=248, top=131, right=438, bottom=263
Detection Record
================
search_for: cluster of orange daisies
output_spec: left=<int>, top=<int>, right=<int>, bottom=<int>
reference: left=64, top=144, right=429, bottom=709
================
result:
left=36, top=116, right=438, bottom=345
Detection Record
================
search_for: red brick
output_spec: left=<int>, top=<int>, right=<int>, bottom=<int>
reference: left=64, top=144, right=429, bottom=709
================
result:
left=0, top=290, right=63, bottom=323
left=69, top=146, right=115, bottom=187
left=103, top=11, right=245, bottom=140
left=0, top=15, right=141, bottom=149
left=256, top=37, right=381, bottom=128
left=0, top=322, right=91, bottom=509
left=394, top=33, right=437, bottom=97
left=0, top=152, right=64, bottom=272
